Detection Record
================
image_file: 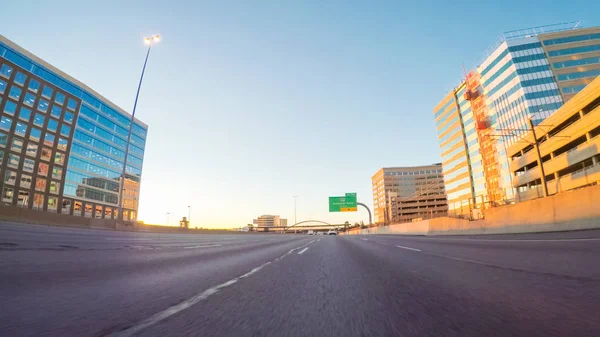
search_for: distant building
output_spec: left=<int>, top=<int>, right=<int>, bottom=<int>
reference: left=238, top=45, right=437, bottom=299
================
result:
left=372, top=164, right=447, bottom=224
left=509, top=75, right=600, bottom=201
left=254, top=215, right=287, bottom=227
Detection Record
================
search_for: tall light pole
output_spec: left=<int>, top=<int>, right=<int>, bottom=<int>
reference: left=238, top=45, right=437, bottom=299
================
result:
left=188, top=205, right=191, bottom=226
left=293, top=196, right=298, bottom=225
left=166, top=212, right=170, bottom=226
left=118, top=34, right=160, bottom=221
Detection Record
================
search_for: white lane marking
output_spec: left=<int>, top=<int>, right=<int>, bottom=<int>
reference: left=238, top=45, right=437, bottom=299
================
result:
left=183, top=244, right=223, bottom=249
left=104, top=239, right=315, bottom=337
left=297, top=247, right=308, bottom=255
left=105, top=238, right=153, bottom=241
left=396, top=245, right=422, bottom=252
left=362, top=238, right=368, bottom=241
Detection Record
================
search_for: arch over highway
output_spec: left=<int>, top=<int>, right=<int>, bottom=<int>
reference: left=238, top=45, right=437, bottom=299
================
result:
left=287, top=220, right=341, bottom=228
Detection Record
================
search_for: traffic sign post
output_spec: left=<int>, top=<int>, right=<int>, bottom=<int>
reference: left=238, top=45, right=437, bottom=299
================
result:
left=329, top=193, right=357, bottom=212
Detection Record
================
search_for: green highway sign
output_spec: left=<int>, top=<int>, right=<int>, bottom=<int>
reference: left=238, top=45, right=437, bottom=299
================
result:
left=329, top=193, right=357, bottom=212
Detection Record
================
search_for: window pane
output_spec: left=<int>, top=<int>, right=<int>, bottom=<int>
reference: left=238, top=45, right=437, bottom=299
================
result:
left=17, top=190, right=30, bottom=208
left=20, top=174, right=32, bottom=189
left=33, top=193, right=44, bottom=210
left=2, top=187, right=14, bottom=204
left=62, top=198, right=71, bottom=214
left=52, top=166, right=63, bottom=180
left=8, top=153, right=20, bottom=168
left=3, top=100, right=17, bottom=115
left=38, top=163, right=49, bottom=176
left=67, top=98, right=77, bottom=111
left=18, top=107, right=31, bottom=121
left=64, top=111, right=74, bottom=123
left=0, top=78, right=7, bottom=94
left=60, top=124, right=71, bottom=136
left=0, top=116, right=12, bottom=131
left=57, top=138, right=68, bottom=151
left=4, top=170, right=16, bottom=185
left=44, top=133, right=55, bottom=147
left=37, top=99, right=49, bottom=113
left=54, top=152, right=65, bottom=165
left=23, top=158, right=34, bottom=172
left=0, top=64, right=13, bottom=78
left=15, top=122, right=27, bottom=136
left=51, top=105, right=62, bottom=118
left=73, top=201, right=82, bottom=216
left=28, top=79, right=40, bottom=93
left=24, top=92, right=36, bottom=106
left=47, top=196, right=58, bottom=211
left=14, top=72, right=27, bottom=86
left=11, top=138, right=23, bottom=153
left=26, top=142, right=38, bottom=157
left=47, top=118, right=59, bottom=132
left=55, top=92, right=65, bottom=105
left=30, top=128, right=41, bottom=142
left=34, top=113, right=45, bottom=127
left=0, top=132, right=7, bottom=147
left=42, top=86, right=53, bottom=99
left=49, top=181, right=60, bottom=194
left=9, top=86, right=22, bottom=100
left=41, top=147, right=52, bottom=161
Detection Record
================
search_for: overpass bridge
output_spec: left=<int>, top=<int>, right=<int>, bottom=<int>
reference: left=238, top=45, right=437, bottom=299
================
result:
left=253, top=220, right=346, bottom=233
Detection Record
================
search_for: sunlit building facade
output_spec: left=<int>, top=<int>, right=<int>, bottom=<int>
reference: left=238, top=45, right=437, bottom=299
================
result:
left=0, top=35, right=147, bottom=220
left=434, top=23, right=600, bottom=217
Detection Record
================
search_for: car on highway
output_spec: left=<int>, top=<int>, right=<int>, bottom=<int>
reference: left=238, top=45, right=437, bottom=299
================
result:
left=307, top=230, right=315, bottom=235
left=327, top=230, right=338, bottom=235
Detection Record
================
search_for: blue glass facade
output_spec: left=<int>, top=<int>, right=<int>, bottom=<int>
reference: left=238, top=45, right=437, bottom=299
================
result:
left=0, top=35, right=147, bottom=220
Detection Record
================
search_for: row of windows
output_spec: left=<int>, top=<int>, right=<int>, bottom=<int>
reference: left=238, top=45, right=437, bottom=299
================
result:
left=553, top=56, right=600, bottom=69
left=521, top=76, right=557, bottom=87
left=438, top=123, right=460, bottom=145
left=483, top=60, right=513, bottom=89
left=445, top=175, right=470, bottom=192
left=524, top=89, right=561, bottom=100
left=73, top=130, right=124, bottom=159
left=486, top=72, right=517, bottom=98
left=77, top=117, right=127, bottom=148
left=436, top=114, right=459, bottom=135
left=0, top=63, right=78, bottom=111
left=508, top=42, right=543, bottom=52
left=480, top=48, right=509, bottom=78
left=517, top=64, right=551, bottom=75
left=0, top=114, right=70, bottom=138
left=65, top=169, right=119, bottom=193
left=527, top=102, right=562, bottom=114
left=434, top=98, right=455, bottom=119
left=447, top=187, right=472, bottom=202
left=0, top=44, right=143, bottom=133
left=440, top=133, right=463, bottom=153
left=436, top=106, right=457, bottom=127
left=562, top=84, right=588, bottom=94
left=3, top=170, right=61, bottom=194
left=63, top=183, right=118, bottom=205
left=512, top=53, right=547, bottom=64
left=71, top=143, right=124, bottom=171
left=444, top=165, right=469, bottom=182
left=543, top=33, right=600, bottom=46
left=548, top=44, right=600, bottom=57
left=68, top=156, right=122, bottom=180
left=442, top=145, right=465, bottom=163
left=383, top=169, right=442, bottom=176
left=557, top=68, right=600, bottom=81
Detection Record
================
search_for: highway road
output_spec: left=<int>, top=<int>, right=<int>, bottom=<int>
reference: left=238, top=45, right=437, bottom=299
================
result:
left=2, top=222, right=600, bottom=337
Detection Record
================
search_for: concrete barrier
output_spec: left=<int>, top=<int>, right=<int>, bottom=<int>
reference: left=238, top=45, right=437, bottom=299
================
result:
left=351, top=184, right=600, bottom=236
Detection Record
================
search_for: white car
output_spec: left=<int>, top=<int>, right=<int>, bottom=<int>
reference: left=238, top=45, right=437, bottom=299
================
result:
left=327, top=230, right=338, bottom=235
left=307, top=230, right=315, bottom=235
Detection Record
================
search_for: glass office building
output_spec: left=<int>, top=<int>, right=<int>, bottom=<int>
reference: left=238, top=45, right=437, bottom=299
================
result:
left=0, top=34, right=147, bottom=221
left=434, top=23, right=600, bottom=217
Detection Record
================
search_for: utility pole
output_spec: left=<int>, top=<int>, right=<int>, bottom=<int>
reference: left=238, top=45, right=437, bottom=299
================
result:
left=293, top=196, right=298, bottom=225
left=529, top=118, right=549, bottom=197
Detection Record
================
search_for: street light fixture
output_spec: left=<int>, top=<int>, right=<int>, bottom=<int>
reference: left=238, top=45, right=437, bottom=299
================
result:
left=166, top=212, right=171, bottom=226
left=117, top=34, right=160, bottom=221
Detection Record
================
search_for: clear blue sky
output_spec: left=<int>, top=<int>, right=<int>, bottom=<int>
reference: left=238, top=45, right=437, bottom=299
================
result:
left=3, top=0, right=599, bottom=227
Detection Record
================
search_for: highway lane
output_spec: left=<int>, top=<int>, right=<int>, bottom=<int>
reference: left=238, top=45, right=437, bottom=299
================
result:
left=2, top=223, right=600, bottom=337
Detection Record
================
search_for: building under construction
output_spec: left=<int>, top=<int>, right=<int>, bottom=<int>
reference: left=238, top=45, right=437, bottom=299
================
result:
left=434, top=22, right=600, bottom=218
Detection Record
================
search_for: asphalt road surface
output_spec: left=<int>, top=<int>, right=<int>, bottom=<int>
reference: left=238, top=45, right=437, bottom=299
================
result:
left=2, top=221, right=600, bottom=337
